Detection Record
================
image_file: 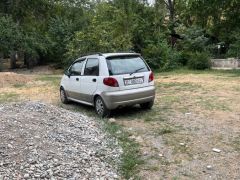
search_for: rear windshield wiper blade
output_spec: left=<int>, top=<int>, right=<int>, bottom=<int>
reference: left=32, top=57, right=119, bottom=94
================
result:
left=130, top=67, right=145, bottom=76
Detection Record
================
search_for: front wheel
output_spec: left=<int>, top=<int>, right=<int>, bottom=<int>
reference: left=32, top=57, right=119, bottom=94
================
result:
left=60, top=88, right=69, bottom=104
left=140, top=101, right=154, bottom=109
left=94, top=96, right=110, bottom=118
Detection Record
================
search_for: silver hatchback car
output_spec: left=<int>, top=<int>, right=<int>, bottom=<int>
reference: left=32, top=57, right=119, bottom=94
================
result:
left=60, top=52, right=155, bottom=117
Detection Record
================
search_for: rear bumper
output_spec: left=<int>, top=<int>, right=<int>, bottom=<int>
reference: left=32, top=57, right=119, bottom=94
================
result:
left=101, top=86, right=155, bottom=109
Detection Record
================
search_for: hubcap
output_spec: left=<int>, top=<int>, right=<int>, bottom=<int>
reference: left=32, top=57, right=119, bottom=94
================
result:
left=96, top=99, right=104, bottom=115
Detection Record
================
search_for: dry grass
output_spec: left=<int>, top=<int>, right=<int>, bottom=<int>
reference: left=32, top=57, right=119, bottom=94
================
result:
left=1, top=69, right=240, bottom=179
left=111, top=70, right=240, bottom=179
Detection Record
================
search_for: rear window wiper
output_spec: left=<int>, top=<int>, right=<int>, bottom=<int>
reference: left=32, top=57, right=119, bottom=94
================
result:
left=130, top=67, right=145, bottom=75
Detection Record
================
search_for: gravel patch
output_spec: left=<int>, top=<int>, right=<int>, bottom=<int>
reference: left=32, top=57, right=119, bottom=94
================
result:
left=0, top=102, right=122, bottom=179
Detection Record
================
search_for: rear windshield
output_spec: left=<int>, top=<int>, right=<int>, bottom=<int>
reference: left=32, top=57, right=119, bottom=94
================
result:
left=106, top=55, right=149, bottom=75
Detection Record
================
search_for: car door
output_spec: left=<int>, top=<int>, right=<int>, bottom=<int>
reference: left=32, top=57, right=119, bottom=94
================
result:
left=80, top=58, right=99, bottom=103
left=66, top=60, right=85, bottom=100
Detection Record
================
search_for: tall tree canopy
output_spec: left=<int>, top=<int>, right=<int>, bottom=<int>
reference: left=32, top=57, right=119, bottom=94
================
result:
left=0, top=0, right=239, bottom=70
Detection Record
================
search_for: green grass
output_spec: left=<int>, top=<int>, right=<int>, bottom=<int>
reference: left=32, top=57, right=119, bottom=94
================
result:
left=158, top=82, right=202, bottom=92
left=156, top=68, right=240, bottom=77
left=156, top=125, right=176, bottom=135
left=13, top=83, right=26, bottom=88
left=0, top=92, right=19, bottom=103
left=103, top=121, right=143, bottom=179
left=36, top=75, right=61, bottom=86
left=195, top=96, right=231, bottom=111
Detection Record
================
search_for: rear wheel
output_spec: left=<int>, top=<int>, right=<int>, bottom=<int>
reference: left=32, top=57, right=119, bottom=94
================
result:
left=60, top=88, right=69, bottom=104
left=140, top=101, right=154, bottom=109
left=94, top=96, right=110, bottom=118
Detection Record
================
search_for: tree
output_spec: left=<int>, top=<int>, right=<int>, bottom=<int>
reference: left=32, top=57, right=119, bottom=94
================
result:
left=0, top=15, right=23, bottom=68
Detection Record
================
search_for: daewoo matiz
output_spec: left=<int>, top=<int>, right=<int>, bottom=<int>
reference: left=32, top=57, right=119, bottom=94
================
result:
left=60, top=52, right=155, bottom=117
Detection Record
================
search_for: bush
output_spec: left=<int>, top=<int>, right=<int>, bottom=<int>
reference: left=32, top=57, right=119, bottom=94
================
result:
left=187, top=52, right=211, bottom=70
left=143, top=40, right=181, bottom=71
left=226, top=30, right=240, bottom=58
left=0, top=15, right=23, bottom=54
left=179, top=26, right=209, bottom=52
left=227, top=41, right=240, bottom=58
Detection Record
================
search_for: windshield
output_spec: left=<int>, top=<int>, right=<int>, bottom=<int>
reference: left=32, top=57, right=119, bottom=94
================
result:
left=106, top=55, right=149, bottom=75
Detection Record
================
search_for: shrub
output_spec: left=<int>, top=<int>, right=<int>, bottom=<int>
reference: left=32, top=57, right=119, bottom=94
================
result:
left=179, top=51, right=191, bottom=66
left=143, top=40, right=181, bottom=71
left=227, top=40, right=240, bottom=58
left=187, top=52, right=211, bottom=70
left=179, top=26, right=209, bottom=53
left=226, top=30, right=240, bottom=58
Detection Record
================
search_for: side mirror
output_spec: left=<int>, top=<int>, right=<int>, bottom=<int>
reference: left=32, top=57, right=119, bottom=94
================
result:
left=64, top=70, right=71, bottom=78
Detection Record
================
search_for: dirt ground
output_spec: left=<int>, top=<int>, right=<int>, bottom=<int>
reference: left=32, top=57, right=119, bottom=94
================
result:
left=0, top=68, right=240, bottom=179
left=0, top=67, right=61, bottom=104
left=117, top=72, right=240, bottom=179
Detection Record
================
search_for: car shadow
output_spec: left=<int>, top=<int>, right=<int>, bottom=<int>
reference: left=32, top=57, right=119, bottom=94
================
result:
left=64, top=102, right=150, bottom=120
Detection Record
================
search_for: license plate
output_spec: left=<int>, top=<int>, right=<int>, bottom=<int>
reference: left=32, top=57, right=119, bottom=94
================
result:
left=124, top=77, right=144, bottom=86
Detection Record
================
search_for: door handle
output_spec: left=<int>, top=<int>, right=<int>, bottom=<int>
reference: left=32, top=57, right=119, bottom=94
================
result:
left=92, top=78, right=97, bottom=82
left=76, top=78, right=79, bottom=81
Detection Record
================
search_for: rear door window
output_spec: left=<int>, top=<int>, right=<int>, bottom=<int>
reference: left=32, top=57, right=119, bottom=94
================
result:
left=106, top=56, right=149, bottom=75
left=84, top=58, right=99, bottom=76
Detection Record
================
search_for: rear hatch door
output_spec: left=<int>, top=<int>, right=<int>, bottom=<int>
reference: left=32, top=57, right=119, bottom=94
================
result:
left=106, top=55, right=151, bottom=90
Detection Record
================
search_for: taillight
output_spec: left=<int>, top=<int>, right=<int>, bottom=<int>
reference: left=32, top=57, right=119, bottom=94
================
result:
left=103, top=77, right=119, bottom=87
left=149, top=72, right=154, bottom=82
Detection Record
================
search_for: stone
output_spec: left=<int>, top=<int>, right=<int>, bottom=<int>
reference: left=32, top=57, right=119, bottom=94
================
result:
left=212, top=148, right=221, bottom=153
left=0, top=102, right=122, bottom=179
left=7, top=144, right=13, bottom=148
left=23, top=174, right=30, bottom=179
left=207, top=165, right=212, bottom=170
left=109, top=118, right=116, bottom=123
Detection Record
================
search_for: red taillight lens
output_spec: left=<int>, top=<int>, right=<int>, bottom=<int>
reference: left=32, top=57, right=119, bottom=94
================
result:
left=103, top=77, right=119, bottom=87
left=149, top=72, right=154, bottom=82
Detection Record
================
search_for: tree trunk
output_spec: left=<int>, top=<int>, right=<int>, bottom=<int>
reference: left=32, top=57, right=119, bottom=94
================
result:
left=0, top=52, right=3, bottom=71
left=10, top=51, right=17, bottom=69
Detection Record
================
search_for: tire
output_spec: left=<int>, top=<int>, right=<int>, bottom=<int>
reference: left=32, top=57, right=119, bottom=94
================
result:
left=94, top=96, right=110, bottom=118
left=140, top=101, right=154, bottom=109
left=60, top=88, right=69, bottom=104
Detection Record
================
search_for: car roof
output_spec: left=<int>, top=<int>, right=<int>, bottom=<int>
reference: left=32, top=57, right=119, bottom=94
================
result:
left=101, top=53, right=140, bottom=58
left=74, top=52, right=141, bottom=62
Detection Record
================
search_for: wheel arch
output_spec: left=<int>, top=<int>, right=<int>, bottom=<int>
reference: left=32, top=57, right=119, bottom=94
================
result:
left=93, top=94, right=101, bottom=104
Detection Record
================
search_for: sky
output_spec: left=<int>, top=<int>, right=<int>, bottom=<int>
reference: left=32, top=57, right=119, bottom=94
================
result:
left=148, top=0, right=155, bottom=5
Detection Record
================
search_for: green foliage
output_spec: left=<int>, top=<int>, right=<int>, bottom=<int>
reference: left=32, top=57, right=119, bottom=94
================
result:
left=143, top=40, right=181, bottom=71
left=187, top=52, right=211, bottom=70
left=227, top=30, right=240, bottom=58
left=179, top=26, right=209, bottom=52
left=0, top=15, right=23, bottom=53
left=47, top=16, right=76, bottom=63
left=65, top=2, right=133, bottom=63
left=0, top=0, right=240, bottom=70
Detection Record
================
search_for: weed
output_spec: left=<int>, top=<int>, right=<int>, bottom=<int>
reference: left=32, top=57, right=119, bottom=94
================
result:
left=232, top=136, right=240, bottom=151
left=13, top=83, right=25, bottom=88
left=156, top=125, right=175, bottom=135
left=0, top=92, right=19, bottom=103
